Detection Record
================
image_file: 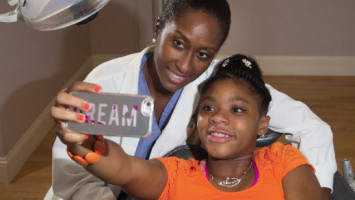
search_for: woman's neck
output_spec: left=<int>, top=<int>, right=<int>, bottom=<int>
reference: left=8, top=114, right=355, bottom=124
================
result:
left=143, top=57, right=174, bottom=122
left=143, top=57, right=171, bottom=96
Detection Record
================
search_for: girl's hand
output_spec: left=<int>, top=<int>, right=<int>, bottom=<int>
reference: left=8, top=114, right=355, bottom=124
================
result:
left=51, top=81, right=102, bottom=146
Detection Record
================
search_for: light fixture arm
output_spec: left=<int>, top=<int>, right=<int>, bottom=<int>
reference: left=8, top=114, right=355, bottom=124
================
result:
left=0, top=0, right=109, bottom=31
left=0, top=0, right=20, bottom=23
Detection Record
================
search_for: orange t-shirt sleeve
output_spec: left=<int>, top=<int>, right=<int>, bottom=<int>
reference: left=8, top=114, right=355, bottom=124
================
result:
left=154, top=157, right=201, bottom=200
left=154, top=157, right=179, bottom=200
left=279, top=143, right=315, bottom=178
left=256, top=142, right=315, bottom=180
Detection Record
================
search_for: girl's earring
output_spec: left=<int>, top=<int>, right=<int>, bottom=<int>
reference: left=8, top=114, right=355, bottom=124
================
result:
left=152, top=38, right=157, bottom=44
left=188, top=121, right=195, bottom=129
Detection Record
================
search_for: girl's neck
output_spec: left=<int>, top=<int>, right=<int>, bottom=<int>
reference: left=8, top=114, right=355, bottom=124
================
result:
left=206, top=154, right=255, bottom=192
left=207, top=154, right=253, bottom=178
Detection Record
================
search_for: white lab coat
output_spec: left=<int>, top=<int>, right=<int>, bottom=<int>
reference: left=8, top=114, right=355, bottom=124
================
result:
left=48, top=46, right=336, bottom=200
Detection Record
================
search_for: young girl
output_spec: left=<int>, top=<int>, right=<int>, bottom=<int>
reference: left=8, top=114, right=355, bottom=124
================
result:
left=63, top=54, right=323, bottom=199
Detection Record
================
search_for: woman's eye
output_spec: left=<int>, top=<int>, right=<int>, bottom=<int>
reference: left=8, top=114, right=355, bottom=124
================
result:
left=173, top=40, right=184, bottom=48
left=198, top=52, right=209, bottom=59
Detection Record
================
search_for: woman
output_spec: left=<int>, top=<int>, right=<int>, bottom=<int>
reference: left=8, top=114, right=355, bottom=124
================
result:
left=50, top=0, right=335, bottom=199
left=60, top=54, right=324, bottom=199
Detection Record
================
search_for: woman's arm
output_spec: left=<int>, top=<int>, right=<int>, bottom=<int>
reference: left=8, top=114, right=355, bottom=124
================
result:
left=283, top=164, right=323, bottom=200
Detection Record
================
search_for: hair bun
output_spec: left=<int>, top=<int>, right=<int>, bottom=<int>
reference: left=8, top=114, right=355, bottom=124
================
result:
left=218, top=54, right=263, bottom=80
left=213, top=54, right=272, bottom=114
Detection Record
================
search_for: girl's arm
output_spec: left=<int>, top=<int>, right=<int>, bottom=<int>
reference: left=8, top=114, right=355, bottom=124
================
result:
left=282, top=164, right=323, bottom=200
left=69, top=138, right=168, bottom=200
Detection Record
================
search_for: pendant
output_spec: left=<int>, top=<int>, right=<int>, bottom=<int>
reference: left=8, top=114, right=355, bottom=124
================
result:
left=209, top=160, right=253, bottom=188
left=216, top=177, right=241, bottom=188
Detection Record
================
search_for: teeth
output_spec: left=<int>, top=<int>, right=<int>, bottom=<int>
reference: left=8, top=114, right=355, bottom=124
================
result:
left=210, top=132, right=231, bottom=137
left=170, top=72, right=184, bottom=80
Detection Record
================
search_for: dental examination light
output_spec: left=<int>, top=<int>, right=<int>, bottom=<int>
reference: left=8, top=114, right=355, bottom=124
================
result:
left=0, top=0, right=109, bottom=31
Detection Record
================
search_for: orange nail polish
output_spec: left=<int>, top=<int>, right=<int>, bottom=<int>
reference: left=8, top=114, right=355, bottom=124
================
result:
left=84, top=103, right=90, bottom=111
left=94, top=86, right=102, bottom=93
left=78, top=114, right=85, bottom=122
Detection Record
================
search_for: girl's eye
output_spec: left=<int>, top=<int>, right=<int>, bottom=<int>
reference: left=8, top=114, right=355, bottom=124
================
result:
left=173, top=40, right=184, bottom=48
left=232, top=107, right=244, bottom=113
left=201, top=105, right=214, bottom=112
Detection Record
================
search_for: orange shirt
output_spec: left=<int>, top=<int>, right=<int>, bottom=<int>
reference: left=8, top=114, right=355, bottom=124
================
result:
left=156, top=142, right=313, bottom=200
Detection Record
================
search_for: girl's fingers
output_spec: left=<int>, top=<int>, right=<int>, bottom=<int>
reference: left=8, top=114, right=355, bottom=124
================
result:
left=51, top=105, right=87, bottom=123
left=57, top=122, right=88, bottom=145
left=55, top=91, right=91, bottom=112
left=54, top=82, right=102, bottom=114
left=51, top=81, right=101, bottom=147
left=68, top=82, right=102, bottom=94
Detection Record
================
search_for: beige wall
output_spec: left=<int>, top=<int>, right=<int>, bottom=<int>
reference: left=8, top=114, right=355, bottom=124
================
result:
left=220, top=0, right=355, bottom=56
left=0, top=0, right=154, bottom=158
left=0, top=14, right=91, bottom=156
left=89, top=0, right=154, bottom=55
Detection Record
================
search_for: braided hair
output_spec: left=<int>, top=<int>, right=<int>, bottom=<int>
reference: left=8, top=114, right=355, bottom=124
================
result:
left=199, top=54, right=271, bottom=115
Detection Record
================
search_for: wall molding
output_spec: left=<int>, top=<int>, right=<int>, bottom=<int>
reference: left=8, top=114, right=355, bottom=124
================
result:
left=96, top=54, right=355, bottom=76
left=1, top=54, right=353, bottom=183
left=0, top=57, right=95, bottom=184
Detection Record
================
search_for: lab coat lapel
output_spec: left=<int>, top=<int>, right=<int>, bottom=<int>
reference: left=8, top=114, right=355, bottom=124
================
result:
left=118, top=46, right=154, bottom=156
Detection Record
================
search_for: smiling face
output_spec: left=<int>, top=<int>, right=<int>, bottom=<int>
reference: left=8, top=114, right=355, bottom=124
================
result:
left=197, top=78, right=270, bottom=160
left=152, top=9, right=223, bottom=93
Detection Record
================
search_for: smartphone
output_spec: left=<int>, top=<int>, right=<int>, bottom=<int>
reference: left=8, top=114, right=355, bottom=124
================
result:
left=66, top=91, right=154, bottom=137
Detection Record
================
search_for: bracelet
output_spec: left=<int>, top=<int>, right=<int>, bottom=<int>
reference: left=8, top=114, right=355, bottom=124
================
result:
left=67, top=135, right=106, bottom=167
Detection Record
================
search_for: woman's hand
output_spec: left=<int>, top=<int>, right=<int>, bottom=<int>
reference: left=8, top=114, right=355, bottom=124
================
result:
left=51, top=81, right=102, bottom=147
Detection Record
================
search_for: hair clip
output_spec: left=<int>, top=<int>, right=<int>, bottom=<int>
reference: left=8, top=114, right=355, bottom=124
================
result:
left=222, top=59, right=229, bottom=67
left=242, top=59, right=252, bottom=69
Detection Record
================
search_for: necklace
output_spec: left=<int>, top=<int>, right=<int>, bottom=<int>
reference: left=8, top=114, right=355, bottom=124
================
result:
left=209, top=161, right=253, bottom=188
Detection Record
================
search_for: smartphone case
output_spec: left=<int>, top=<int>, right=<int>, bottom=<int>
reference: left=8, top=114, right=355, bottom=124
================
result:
left=66, top=91, right=154, bottom=137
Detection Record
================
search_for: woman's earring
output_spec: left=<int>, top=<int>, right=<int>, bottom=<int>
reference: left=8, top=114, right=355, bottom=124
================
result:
left=152, top=38, right=157, bottom=44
